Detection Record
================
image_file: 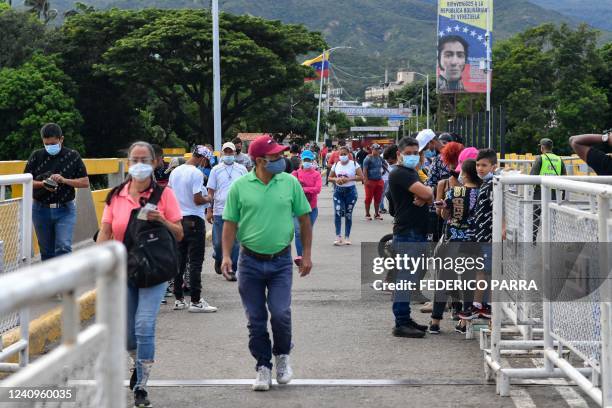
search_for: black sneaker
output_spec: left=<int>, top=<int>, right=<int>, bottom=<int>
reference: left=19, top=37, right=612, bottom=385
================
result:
left=129, top=369, right=137, bottom=391
left=226, top=272, right=237, bottom=282
left=454, top=322, right=467, bottom=334
left=428, top=322, right=441, bottom=334
left=134, top=389, right=152, bottom=408
left=392, top=325, right=426, bottom=338
left=406, top=319, right=428, bottom=332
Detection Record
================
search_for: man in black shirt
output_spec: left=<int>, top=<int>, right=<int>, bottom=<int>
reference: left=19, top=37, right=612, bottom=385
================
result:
left=24, top=123, right=89, bottom=260
left=569, top=131, right=612, bottom=175
left=152, top=144, right=170, bottom=187
left=388, top=136, right=434, bottom=338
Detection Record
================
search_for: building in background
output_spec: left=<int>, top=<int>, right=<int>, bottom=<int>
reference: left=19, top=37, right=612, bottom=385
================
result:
left=365, top=71, right=416, bottom=101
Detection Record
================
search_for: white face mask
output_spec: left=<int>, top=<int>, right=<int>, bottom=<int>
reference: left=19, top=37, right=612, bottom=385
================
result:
left=339, top=155, right=349, bottom=163
left=129, top=162, right=153, bottom=181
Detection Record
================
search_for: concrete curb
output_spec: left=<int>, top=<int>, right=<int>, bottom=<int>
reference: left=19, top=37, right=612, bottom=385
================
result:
left=1, top=290, right=97, bottom=362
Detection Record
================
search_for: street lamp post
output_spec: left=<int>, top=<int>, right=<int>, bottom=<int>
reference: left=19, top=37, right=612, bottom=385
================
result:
left=315, top=46, right=352, bottom=146
left=412, top=72, right=430, bottom=129
left=212, top=0, right=222, bottom=151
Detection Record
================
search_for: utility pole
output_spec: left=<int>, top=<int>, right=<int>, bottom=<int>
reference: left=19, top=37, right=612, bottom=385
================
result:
left=212, top=0, right=222, bottom=151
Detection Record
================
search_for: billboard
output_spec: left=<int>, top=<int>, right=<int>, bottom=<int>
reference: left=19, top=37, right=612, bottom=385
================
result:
left=437, top=0, right=493, bottom=93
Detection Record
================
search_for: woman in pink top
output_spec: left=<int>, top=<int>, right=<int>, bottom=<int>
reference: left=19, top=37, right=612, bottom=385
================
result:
left=292, top=150, right=321, bottom=266
left=97, top=141, right=183, bottom=408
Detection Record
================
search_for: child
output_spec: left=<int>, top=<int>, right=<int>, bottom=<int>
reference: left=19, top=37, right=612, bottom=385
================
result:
left=457, top=148, right=498, bottom=321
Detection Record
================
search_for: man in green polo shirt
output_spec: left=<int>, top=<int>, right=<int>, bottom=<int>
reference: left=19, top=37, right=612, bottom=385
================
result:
left=221, top=135, right=312, bottom=391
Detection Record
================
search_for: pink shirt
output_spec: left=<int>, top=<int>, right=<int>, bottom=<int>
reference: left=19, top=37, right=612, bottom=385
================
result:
left=292, top=169, right=322, bottom=210
left=101, top=182, right=183, bottom=242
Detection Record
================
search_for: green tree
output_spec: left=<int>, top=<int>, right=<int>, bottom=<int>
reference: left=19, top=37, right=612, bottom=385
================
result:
left=52, top=9, right=169, bottom=156
left=0, top=54, right=83, bottom=160
left=97, top=9, right=325, bottom=145
left=493, top=24, right=609, bottom=153
left=0, top=10, right=47, bottom=68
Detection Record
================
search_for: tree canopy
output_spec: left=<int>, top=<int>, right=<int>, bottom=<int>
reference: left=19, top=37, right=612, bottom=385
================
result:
left=0, top=54, right=84, bottom=160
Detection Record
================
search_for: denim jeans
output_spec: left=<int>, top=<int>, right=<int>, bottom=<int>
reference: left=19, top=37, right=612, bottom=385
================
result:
left=293, top=208, right=318, bottom=257
left=212, top=215, right=239, bottom=270
left=237, top=250, right=293, bottom=370
left=379, top=179, right=389, bottom=211
left=32, top=201, right=77, bottom=261
left=174, top=216, right=205, bottom=303
left=391, top=230, right=427, bottom=327
left=333, top=186, right=358, bottom=237
left=127, top=280, right=167, bottom=390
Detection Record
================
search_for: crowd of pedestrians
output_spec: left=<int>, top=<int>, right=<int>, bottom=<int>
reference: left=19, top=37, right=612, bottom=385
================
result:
left=24, top=121, right=612, bottom=407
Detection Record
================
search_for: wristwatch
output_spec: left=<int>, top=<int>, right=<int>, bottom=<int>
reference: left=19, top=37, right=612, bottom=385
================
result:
left=603, top=133, right=610, bottom=143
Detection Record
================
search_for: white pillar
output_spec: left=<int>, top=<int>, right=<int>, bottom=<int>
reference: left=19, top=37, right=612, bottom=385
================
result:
left=212, top=0, right=222, bottom=151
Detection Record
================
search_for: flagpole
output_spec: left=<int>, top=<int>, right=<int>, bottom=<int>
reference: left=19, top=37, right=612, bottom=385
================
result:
left=485, top=0, right=492, bottom=148
left=315, top=50, right=326, bottom=145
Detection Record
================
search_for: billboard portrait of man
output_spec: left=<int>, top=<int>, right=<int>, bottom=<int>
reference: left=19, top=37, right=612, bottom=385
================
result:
left=438, top=35, right=469, bottom=92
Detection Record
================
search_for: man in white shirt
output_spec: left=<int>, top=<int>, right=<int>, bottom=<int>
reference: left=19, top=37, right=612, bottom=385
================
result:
left=169, top=145, right=218, bottom=313
left=207, top=142, right=248, bottom=281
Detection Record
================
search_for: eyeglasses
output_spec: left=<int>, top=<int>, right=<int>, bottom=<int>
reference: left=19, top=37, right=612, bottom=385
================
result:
left=128, top=157, right=153, bottom=164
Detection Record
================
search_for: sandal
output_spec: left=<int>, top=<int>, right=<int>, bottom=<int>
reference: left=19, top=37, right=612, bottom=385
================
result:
left=365, top=215, right=373, bottom=221
left=375, top=215, right=383, bottom=220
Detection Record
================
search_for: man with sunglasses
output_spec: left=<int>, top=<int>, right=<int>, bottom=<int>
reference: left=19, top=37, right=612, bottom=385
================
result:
left=221, top=135, right=312, bottom=391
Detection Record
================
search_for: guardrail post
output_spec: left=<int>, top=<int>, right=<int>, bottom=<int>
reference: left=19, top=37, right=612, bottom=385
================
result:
left=491, top=178, right=504, bottom=387
left=597, top=194, right=612, bottom=407
left=97, top=244, right=126, bottom=408
left=108, top=160, right=125, bottom=188
left=541, top=184, right=554, bottom=374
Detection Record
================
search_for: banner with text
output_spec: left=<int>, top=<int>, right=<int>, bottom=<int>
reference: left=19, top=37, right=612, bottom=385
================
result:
left=437, top=0, right=493, bottom=94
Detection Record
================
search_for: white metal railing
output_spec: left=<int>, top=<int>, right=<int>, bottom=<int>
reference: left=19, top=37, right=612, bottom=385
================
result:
left=483, top=174, right=612, bottom=407
left=0, top=174, right=32, bottom=358
left=0, top=242, right=126, bottom=408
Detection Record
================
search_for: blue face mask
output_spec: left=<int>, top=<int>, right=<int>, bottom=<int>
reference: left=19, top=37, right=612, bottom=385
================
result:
left=402, top=154, right=420, bottom=169
left=302, top=162, right=313, bottom=170
left=45, top=143, right=61, bottom=156
left=425, top=149, right=436, bottom=159
left=265, top=158, right=286, bottom=175
left=222, top=155, right=235, bottom=165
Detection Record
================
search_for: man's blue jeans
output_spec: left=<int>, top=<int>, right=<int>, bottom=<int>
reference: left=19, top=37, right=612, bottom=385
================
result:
left=294, top=208, right=318, bottom=257
left=127, top=281, right=167, bottom=390
left=391, top=230, right=427, bottom=328
left=213, top=215, right=239, bottom=269
left=32, top=201, right=77, bottom=261
left=237, top=251, right=293, bottom=370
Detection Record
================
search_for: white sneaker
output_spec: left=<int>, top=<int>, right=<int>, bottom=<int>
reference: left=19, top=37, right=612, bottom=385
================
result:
left=275, top=354, right=293, bottom=384
left=333, top=236, right=344, bottom=246
left=173, top=299, right=187, bottom=310
left=188, top=299, right=218, bottom=313
left=252, top=366, right=272, bottom=391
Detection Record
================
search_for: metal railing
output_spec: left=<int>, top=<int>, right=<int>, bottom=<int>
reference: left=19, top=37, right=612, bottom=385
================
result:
left=0, top=174, right=32, bottom=350
left=0, top=242, right=126, bottom=408
left=483, top=174, right=612, bottom=407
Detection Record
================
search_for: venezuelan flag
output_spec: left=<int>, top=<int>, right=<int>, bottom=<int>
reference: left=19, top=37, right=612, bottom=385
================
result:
left=303, top=52, right=330, bottom=81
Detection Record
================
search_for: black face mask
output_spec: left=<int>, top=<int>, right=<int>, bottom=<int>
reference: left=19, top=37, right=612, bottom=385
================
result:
left=450, top=170, right=460, bottom=178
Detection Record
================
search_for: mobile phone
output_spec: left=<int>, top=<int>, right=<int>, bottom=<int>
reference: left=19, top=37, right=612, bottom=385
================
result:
left=137, top=203, right=158, bottom=221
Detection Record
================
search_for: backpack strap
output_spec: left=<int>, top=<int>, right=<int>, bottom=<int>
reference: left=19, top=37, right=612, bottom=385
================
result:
left=147, top=183, right=165, bottom=206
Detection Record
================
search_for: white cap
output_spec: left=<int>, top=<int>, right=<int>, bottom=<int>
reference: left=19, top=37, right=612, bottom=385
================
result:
left=222, top=142, right=236, bottom=151
left=416, top=129, right=436, bottom=152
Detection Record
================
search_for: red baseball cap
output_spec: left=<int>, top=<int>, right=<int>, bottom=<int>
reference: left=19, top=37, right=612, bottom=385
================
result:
left=248, top=135, right=289, bottom=159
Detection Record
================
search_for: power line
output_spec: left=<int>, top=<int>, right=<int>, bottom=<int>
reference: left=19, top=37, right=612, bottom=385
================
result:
left=331, top=63, right=385, bottom=80
left=329, top=67, right=358, bottom=102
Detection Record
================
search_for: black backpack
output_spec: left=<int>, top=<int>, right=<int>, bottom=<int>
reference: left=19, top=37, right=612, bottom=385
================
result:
left=123, top=184, right=179, bottom=288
